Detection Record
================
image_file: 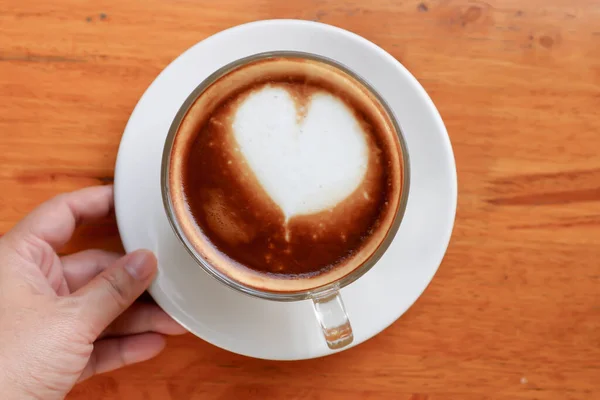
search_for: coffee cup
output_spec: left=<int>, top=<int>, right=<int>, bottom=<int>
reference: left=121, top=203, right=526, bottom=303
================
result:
left=161, top=51, right=409, bottom=349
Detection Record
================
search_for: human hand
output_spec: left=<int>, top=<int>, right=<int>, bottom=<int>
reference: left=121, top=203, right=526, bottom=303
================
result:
left=0, top=186, right=187, bottom=400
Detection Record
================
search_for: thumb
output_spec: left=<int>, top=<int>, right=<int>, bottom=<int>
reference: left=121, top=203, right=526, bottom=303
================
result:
left=73, top=250, right=157, bottom=337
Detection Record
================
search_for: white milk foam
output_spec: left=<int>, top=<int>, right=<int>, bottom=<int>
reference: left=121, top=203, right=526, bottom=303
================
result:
left=232, top=85, right=368, bottom=219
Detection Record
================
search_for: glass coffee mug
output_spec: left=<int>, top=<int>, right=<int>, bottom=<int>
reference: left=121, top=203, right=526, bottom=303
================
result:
left=161, top=51, right=410, bottom=350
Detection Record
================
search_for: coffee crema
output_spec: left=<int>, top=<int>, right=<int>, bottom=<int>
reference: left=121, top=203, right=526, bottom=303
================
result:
left=168, top=56, right=404, bottom=293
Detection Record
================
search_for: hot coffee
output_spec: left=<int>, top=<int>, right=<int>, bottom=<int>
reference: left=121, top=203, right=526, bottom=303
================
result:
left=166, top=54, right=404, bottom=293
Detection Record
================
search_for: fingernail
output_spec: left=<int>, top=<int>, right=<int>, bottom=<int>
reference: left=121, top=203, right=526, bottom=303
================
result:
left=124, top=250, right=156, bottom=281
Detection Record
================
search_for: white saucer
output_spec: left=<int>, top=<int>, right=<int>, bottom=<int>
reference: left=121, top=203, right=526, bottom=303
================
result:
left=114, top=20, right=457, bottom=360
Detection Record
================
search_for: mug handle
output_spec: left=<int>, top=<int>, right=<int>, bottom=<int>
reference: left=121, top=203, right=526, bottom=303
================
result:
left=312, top=289, right=354, bottom=349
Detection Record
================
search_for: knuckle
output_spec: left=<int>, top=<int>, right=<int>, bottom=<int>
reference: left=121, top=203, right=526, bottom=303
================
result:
left=52, top=193, right=68, bottom=204
left=50, top=193, right=80, bottom=224
left=14, top=233, right=54, bottom=267
left=99, top=271, right=130, bottom=308
left=48, top=193, right=70, bottom=212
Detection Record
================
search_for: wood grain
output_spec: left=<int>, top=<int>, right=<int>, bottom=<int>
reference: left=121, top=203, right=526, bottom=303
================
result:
left=1, top=0, right=599, bottom=399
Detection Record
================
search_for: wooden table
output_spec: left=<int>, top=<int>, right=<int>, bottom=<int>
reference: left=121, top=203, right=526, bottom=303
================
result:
left=1, top=0, right=599, bottom=398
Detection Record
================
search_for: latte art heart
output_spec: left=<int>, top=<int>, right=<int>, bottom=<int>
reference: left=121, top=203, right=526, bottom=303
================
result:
left=232, top=85, right=369, bottom=219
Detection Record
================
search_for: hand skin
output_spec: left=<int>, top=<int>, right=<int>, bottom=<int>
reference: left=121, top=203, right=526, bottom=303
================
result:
left=0, top=186, right=187, bottom=399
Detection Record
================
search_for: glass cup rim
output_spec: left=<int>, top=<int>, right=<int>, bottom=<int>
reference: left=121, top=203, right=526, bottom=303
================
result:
left=161, top=50, right=411, bottom=301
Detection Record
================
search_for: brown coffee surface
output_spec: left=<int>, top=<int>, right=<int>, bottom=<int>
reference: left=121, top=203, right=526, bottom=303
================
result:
left=169, top=56, right=404, bottom=293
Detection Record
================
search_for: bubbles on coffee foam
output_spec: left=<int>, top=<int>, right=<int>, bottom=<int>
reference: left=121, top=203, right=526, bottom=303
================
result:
left=231, top=85, right=369, bottom=228
left=201, top=190, right=256, bottom=245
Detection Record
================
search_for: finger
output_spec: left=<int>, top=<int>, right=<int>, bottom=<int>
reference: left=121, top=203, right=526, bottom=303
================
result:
left=101, top=303, right=188, bottom=338
left=61, top=249, right=122, bottom=292
left=72, top=250, right=157, bottom=338
left=6, top=185, right=113, bottom=250
left=78, top=333, right=166, bottom=382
